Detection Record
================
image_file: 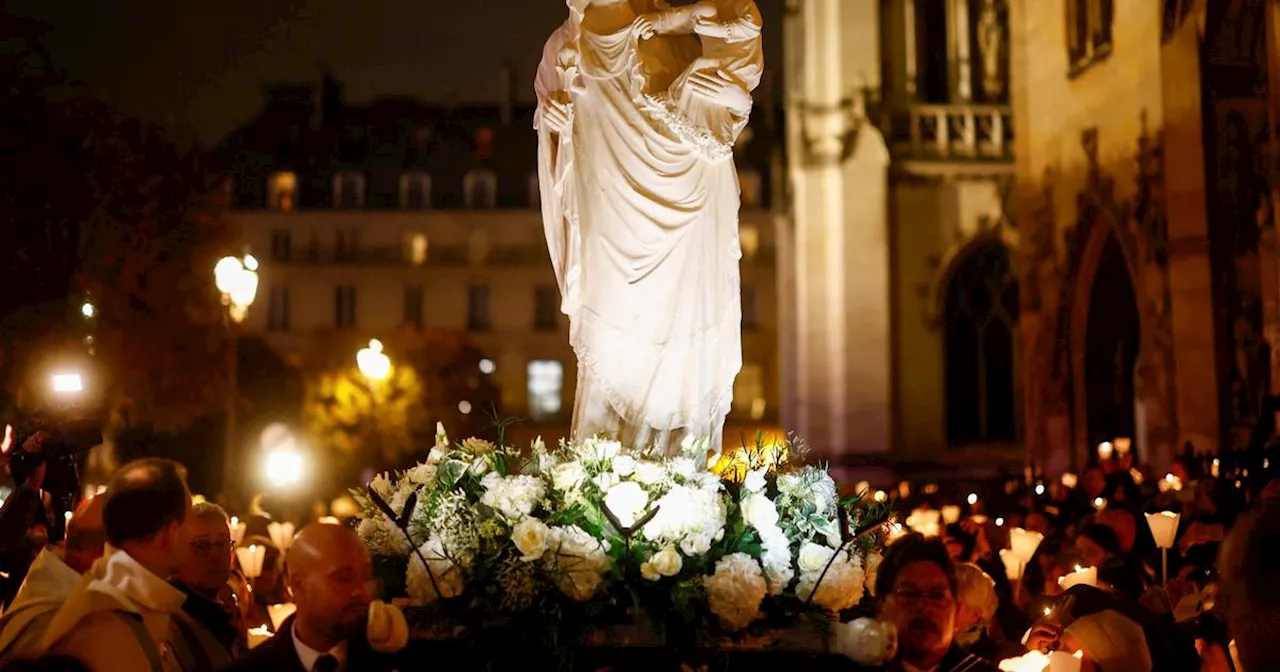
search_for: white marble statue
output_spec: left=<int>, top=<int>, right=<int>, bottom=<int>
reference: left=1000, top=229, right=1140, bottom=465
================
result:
left=535, top=0, right=762, bottom=455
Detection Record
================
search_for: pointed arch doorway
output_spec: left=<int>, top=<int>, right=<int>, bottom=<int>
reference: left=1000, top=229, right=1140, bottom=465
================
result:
left=1072, top=227, right=1141, bottom=466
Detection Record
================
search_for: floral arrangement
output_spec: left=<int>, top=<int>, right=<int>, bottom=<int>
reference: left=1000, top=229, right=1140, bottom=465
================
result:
left=351, top=424, right=892, bottom=654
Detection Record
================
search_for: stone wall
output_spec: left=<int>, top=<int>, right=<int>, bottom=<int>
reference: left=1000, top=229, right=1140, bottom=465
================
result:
left=1010, top=0, right=1194, bottom=471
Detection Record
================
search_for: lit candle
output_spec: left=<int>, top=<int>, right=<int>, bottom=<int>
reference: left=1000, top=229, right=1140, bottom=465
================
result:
left=1211, top=459, right=1220, bottom=478
left=235, top=544, right=267, bottom=579
left=1128, top=467, right=1144, bottom=485
left=967, top=492, right=979, bottom=505
left=873, top=490, right=888, bottom=502
left=941, top=505, right=961, bottom=524
left=897, top=481, right=911, bottom=498
left=1146, top=511, right=1180, bottom=549
left=1009, top=528, right=1044, bottom=564
left=997, top=650, right=1052, bottom=672
left=1097, top=442, right=1114, bottom=460
left=1092, top=497, right=1106, bottom=510
left=267, top=521, right=296, bottom=553
left=247, top=625, right=272, bottom=649
left=1057, top=565, right=1098, bottom=591
left=1061, top=472, right=1078, bottom=489
left=267, top=603, right=297, bottom=631
left=1113, top=438, right=1131, bottom=456
left=1048, top=650, right=1084, bottom=672
left=1000, top=549, right=1024, bottom=581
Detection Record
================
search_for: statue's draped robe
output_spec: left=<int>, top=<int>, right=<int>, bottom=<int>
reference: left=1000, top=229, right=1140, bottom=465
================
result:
left=535, top=9, right=757, bottom=454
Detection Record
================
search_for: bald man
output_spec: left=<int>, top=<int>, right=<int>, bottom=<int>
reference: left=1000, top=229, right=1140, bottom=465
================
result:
left=1219, top=500, right=1280, bottom=672
left=0, top=495, right=107, bottom=658
left=223, top=523, right=405, bottom=672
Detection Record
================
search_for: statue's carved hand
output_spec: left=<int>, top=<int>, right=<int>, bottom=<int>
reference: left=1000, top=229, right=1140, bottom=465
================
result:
left=633, top=14, right=658, bottom=40
left=689, top=70, right=752, bottom=111
left=542, top=97, right=572, bottom=136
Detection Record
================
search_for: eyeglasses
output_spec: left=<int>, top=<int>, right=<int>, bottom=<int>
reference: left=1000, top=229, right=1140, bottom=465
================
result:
left=891, top=588, right=954, bottom=607
left=190, top=539, right=231, bottom=557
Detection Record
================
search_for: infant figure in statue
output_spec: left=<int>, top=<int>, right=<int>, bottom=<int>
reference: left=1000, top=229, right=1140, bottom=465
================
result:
left=634, top=0, right=763, bottom=160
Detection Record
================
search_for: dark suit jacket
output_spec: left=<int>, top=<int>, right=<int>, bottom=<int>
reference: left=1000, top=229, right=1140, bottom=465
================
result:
left=219, top=617, right=405, bottom=672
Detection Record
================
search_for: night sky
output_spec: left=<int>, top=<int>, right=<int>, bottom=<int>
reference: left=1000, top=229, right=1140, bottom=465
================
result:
left=12, top=0, right=784, bottom=146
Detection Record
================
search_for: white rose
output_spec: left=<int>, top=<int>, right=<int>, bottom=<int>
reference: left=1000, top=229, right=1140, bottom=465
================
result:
left=670, top=457, right=696, bottom=480
left=612, top=455, right=637, bottom=477
left=743, top=467, right=767, bottom=493
left=511, top=518, right=550, bottom=562
left=603, top=481, right=649, bottom=528
left=469, top=457, right=490, bottom=477
left=634, top=461, right=666, bottom=485
left=588, top=439, right=621, bottom=461
left=552, top=462, right=587, bottom=491
left=798, top=542, right=838, bottom=573
left=480, top=471, right=502, bottom=491
left=740, top=494, right=779, bottom=530
left=641, top=545, right=683, bottom=581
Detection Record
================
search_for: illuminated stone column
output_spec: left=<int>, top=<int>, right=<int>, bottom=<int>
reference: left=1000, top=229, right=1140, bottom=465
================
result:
left=781, top=0, right=893, bottom=457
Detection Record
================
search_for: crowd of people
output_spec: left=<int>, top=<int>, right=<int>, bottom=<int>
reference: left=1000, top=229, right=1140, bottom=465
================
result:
left=864, top=447, right=1280, bottom=672
left=0, top=433, right=1274, bottom=671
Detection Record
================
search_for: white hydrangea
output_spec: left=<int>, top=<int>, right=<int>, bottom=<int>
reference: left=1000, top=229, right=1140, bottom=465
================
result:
left=479, top=475, right=546, bottom=523
left=552, top=461, right=587, bottom=492
left=405, top=537, right=466, bottom=604
left=863, top=551, right=883, bottom=596
left=545, top=525, right=612, bottom=601
left=741, top=494, right=794, bottom=595
left=703, top=553, right=767, bottom=631
left=796, top=548, right=865, bottom=612
left=633, top=460, right=668, bottom=486
left=642, top=485, right=726, bottom=556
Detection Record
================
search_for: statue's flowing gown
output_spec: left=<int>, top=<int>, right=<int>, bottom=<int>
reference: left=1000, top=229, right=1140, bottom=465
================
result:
left=536, top=12, right=756, bottom=455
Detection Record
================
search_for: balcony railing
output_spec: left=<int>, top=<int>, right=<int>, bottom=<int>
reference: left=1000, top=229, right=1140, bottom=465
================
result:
left=889, top=104, right=1013, bottom=162
left=271, top=244, right=779, bottom=268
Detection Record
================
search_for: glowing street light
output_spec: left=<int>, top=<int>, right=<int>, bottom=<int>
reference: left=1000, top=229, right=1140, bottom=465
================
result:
left=214, top=255, right=259, bottom=323
left=264, top=446, right=304, bottom=489
left=357, top=339, right=392, bottom=382
left=51, top=372, right=84, bottom=395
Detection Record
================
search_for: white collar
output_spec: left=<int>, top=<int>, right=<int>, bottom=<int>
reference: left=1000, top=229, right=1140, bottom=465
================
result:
left=291, top=622, right=348, bottom=672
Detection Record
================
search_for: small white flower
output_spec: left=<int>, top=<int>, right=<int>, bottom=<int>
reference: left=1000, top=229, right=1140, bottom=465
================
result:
left=479, top=475, right=547, bottom=523
left=426, top=446, right=446, bottom=465
left=593, top=471, right=617, bottom=492
left=740, top=494, right=780, bottom=530
left=545, top=525, right=612, bottom=601
left=552, top=462, right=587, bottom=492
left=603, top=481, right=649, bottom=528
left=798, top=542, right=837, bottom=574
left=469, top=457, right=490, bottom=477
left=531, top=436, right=546, bottom=452
left=405, top=463, right=437, bottom=486
left=480, top=471, right=502, bottom=491
left=611, top=455, right=637, bottom=477
left=511, top=518, right=551, bottom=562
left=743, top=467, right=768, bottom=493
left=669, top=457, right=697, bottom=480
left=633, top=461, right=667, bottom=485
left=640, top=545, right=683, bottom=581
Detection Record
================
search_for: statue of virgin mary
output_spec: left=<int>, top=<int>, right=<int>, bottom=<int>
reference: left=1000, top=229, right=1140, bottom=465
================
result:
left=535, top=0, right=762, bottom=456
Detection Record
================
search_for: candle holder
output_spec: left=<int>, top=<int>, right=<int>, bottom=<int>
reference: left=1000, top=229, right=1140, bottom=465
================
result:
left=1145, top=511, right=1180, bottom=586
left=1057, top=565, right=1097, bottom=591
left=235, top=544, right=267, bottom=579
left=940, top=505, right=961, bottom=525
left=267, top=521, right=296, bottom=553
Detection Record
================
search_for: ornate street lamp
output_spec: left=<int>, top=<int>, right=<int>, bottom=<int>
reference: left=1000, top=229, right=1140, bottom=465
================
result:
left=215, top=254, right=259, bottom=501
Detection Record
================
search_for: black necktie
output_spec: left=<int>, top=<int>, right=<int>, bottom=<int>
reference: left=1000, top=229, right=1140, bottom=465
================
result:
left=313, top=654, right=339, bottom=672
